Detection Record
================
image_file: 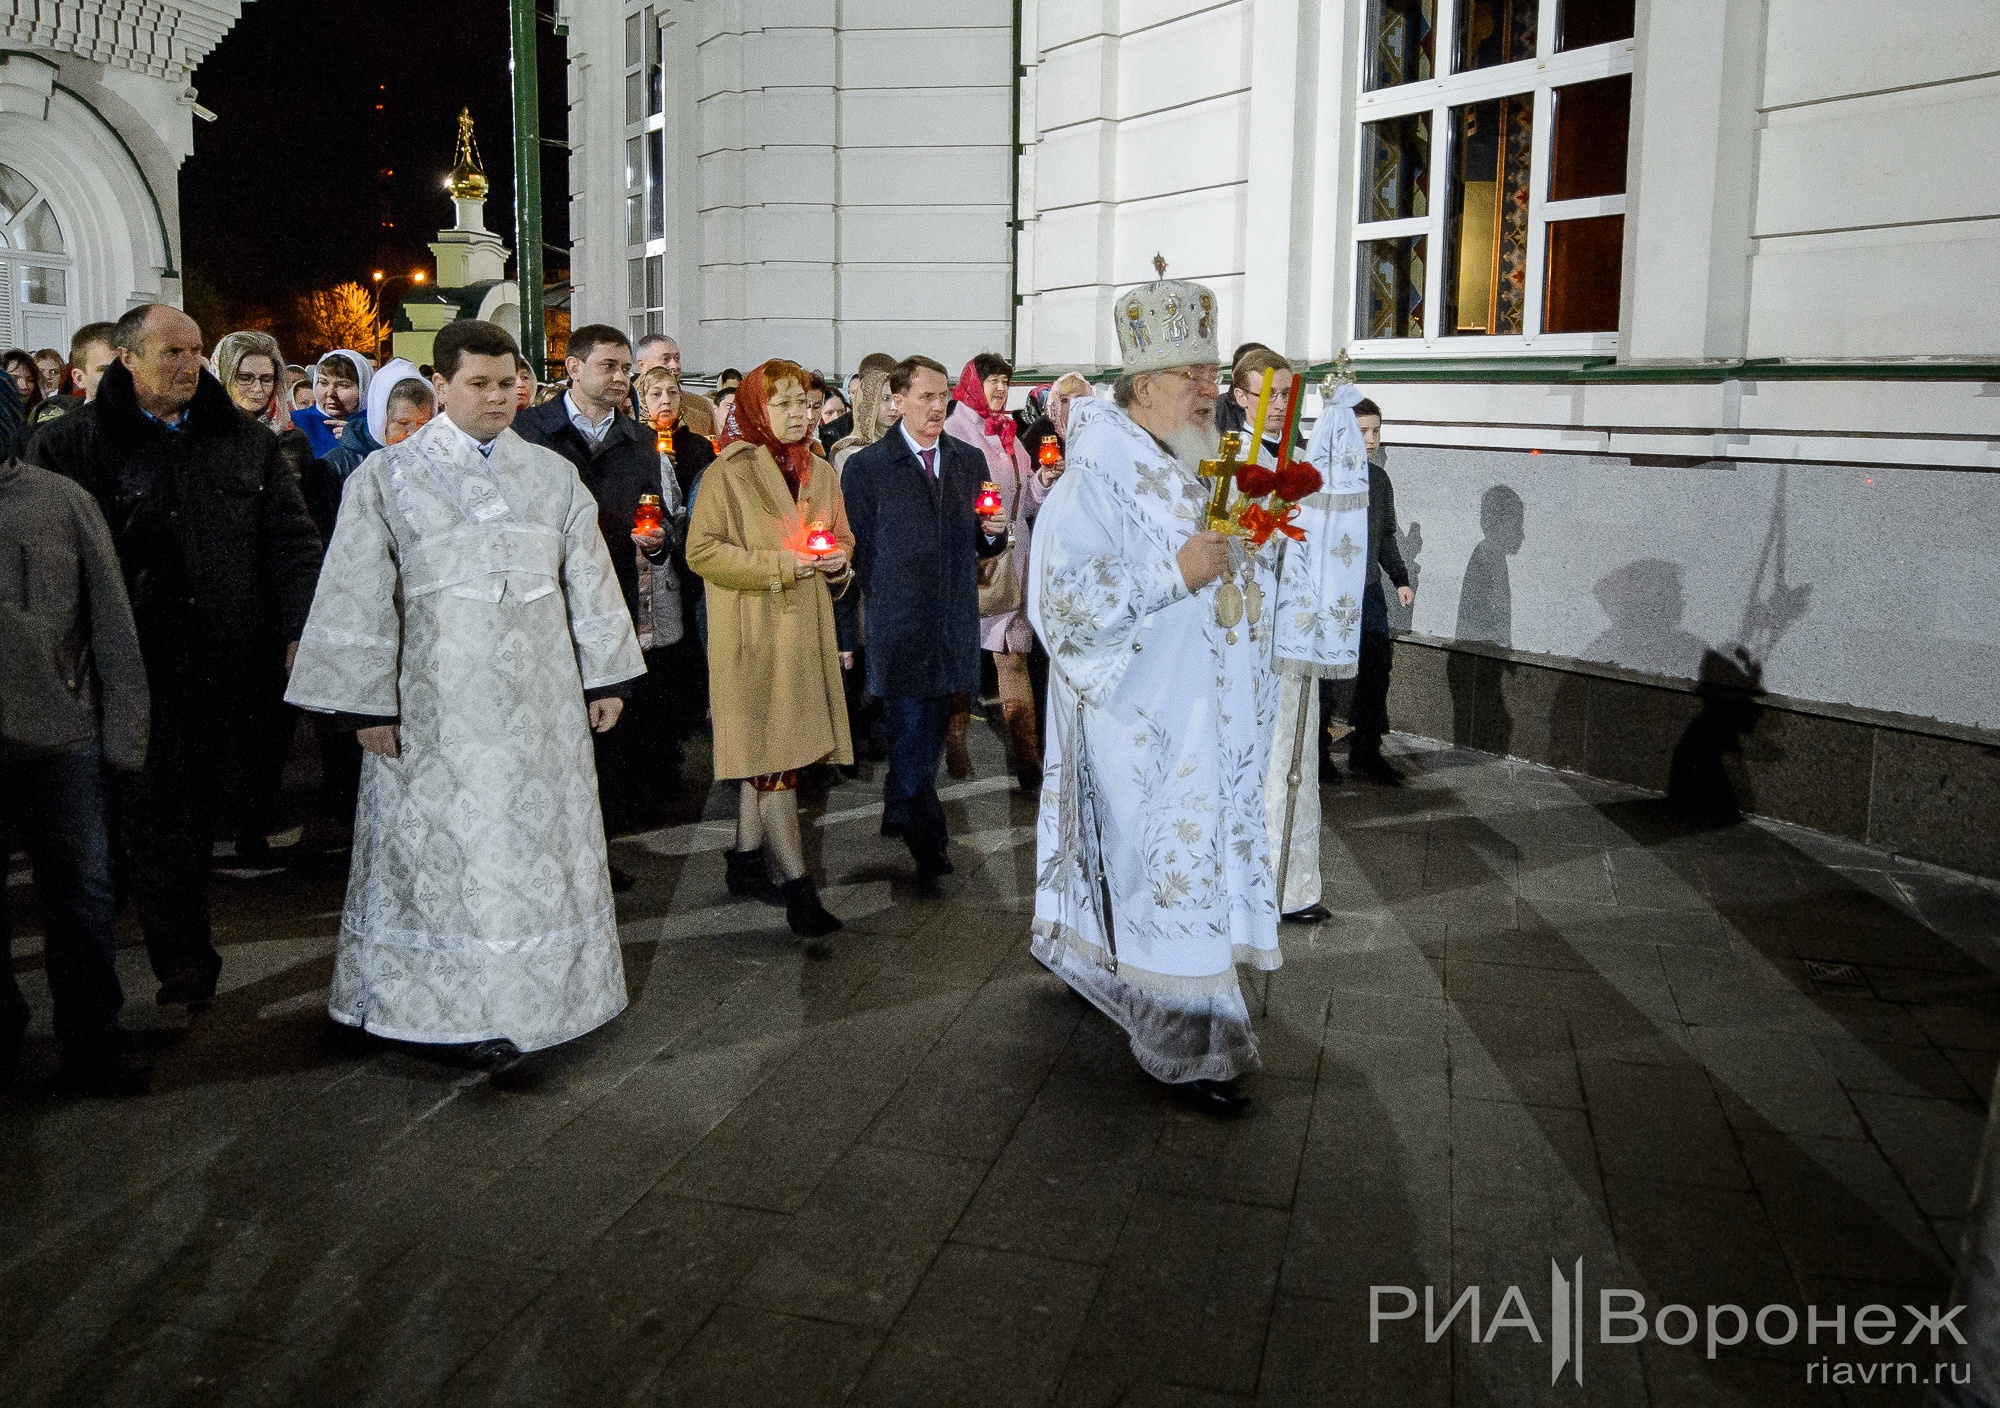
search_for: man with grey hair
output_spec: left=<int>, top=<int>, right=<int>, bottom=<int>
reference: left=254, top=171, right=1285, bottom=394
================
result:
left=1027, top=259, right=1283, bottom=1113
left=31, top=303, right=322, bottom=1009
left=633, top=333, right=715, bottom=437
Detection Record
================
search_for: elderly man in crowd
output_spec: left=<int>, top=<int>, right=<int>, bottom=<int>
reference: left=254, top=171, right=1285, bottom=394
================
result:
left=634, top=333, right=716, bottom=438
left=841, top=355, right=1010, bottom=882
left=1027, top=263, right=1282, bottom=1114
left=30, top=304, right=322, bottom=1009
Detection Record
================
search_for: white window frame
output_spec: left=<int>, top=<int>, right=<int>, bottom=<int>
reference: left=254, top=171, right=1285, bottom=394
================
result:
left=623, top=3, right=670, bottom=342
left=0, top=166, right=72, bottom=346
left=1350, top=0, right=1635, bottom=357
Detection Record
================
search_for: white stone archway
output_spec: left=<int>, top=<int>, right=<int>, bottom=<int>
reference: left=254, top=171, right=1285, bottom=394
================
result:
left=0, top=70, right=175, bottom=344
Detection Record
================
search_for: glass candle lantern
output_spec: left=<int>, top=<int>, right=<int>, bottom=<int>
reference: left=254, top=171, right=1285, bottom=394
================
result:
left=804, top=520, right=838, bottom=556
left=1038, top=435, right=1061, bottom=469
left=975, top=481, right=1005, bottom=516
left=633, top=494, right=665, bottom=535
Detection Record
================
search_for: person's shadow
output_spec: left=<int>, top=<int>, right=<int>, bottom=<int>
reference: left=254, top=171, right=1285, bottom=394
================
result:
left=1583, top=559, right=1709, bottom=679
left=1448, top=486, right=1524, bottom=751
left=1385, top=520, right=1421, bottom=634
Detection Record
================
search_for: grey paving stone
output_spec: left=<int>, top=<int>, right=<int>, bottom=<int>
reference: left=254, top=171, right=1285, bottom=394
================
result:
left=1690, top=1028, right=1866, bottom=1139
left=951, top=1074, right=1170, bottom=1265
left=5, top=727, right=1993, bottom=1406
left=649, top=1304, right=881, bottom=1408
left=1253, top=1292, right=1451, bottom=1408
left=852, top=1243, right=1099, bottom=1408
left=218, top=1245, right=553, bottom=1407
left=728, top=1143, right=985, bottom=1329
left=1141, top=1075, right=1315, bottom=1209
left=1847, top=1090, right=1989, bottom=1219
left=864, top=968, right=1080, bottom=1162
left=1581, top=1060, right=1750, bottom=1190
left=436, top=1194, right=785, bottom=1406
left=1052, top=1191, right=1287, bottom=1405
left=1736, top=1129, right=1950, bottom=1286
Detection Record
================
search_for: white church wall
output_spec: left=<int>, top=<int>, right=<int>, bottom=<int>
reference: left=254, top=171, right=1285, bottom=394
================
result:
left=1383, top=444, right=2000, bottom=733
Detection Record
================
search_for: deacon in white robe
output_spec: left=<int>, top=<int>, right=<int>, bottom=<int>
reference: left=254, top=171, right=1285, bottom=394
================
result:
left=1029, top=269, right=1282, bottom=1107
left=1262, top=379, right=1373, bottom=920
left=286, top=325, right=645, bottom=1056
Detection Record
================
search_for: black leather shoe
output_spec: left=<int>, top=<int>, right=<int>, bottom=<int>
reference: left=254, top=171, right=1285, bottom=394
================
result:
left=609, top=865, right=636, bottom=893
left=912, top=848, right=955, bottom=881
left=1318, top=755, right=1343, bottom=784
left=1281, top=903, right=1333, bottom=925
left=724, top=847, right=777, bottom=901
left=1350, top=752, right=1407, bottom=786
left=879, top=819, right=907, bottom=839
left=468, top=1038, right=528, bottom=1077
left=782, top=875, right=842, bottom=946
left=155, top=960, right=221, bottom=1009
left=1178, top=1078, right=1251, bottom=1115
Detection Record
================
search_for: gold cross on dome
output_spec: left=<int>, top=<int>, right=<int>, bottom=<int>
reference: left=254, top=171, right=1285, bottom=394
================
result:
left=1153, top=253, right=1168, bottom=279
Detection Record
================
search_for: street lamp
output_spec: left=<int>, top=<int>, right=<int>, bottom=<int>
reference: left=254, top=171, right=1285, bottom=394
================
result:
left=366, top=270, right=428, bottom=360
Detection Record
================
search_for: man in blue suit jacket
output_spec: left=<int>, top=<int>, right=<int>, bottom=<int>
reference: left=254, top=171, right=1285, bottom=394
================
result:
left=840, top=355, right=1010, bottom=880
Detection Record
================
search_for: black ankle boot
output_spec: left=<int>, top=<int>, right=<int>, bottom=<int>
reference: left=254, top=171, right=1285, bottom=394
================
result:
left=725, top=847, right=774, bottom=900
left=781, top=875, right=842, bottom=948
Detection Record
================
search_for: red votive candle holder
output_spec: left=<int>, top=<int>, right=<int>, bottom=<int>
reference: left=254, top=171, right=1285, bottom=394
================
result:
left=633, top=495, right=665, bottom=535
left=1038, top=435, right=1061, bottom=469
left=975, top=481, right=1004, bottom=517
left=804, top=520, right=837, bottom=556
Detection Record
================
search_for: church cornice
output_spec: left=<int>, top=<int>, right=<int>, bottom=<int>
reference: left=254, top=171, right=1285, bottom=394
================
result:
left=1, top=1, right=247, bottom=84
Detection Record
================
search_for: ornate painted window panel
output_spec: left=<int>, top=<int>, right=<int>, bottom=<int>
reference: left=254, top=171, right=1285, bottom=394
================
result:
left=1352, top=0, right=1635, bottom=353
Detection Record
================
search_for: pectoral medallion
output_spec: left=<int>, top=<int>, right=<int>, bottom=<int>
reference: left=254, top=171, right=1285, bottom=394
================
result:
left=1216, top=570, right=1244, bottom=646
left=1243, top=575, right=1264, bottom=626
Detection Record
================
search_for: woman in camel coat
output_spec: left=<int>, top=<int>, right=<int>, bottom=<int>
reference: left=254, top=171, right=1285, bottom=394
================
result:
left=687, top=359, right=853, bottom=944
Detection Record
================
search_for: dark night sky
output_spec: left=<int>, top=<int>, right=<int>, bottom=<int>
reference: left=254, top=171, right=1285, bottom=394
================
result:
left=181, top=0, right=570, bottom=321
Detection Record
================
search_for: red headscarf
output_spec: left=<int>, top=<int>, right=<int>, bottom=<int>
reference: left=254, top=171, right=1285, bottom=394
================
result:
left=953, top=360, right=1016, bottom=453
left=718, top=359, right=816, bottom=493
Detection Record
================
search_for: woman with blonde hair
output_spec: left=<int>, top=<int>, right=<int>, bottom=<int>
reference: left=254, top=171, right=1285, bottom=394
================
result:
left=830, top=365, right=894, bottom=474
left=686, top=359, right=854, bottom=945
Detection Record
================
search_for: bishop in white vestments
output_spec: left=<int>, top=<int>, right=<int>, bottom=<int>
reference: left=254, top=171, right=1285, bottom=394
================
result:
left=286, top=321, right=645, bottom=1058
left=1262, top=378, right=1373, bottom=921
left=1029, top=271, right=1282, bottom=1110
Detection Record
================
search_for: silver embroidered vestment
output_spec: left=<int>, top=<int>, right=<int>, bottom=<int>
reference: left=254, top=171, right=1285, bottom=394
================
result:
left=1028, top=398, right=1282, bottom=1083
left=286, top=415, right=645, bottom=1051
left=1264, top=387, right=1373, bottom=912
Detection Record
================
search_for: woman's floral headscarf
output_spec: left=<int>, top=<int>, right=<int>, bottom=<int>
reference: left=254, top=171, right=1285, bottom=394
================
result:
left=719, top=359, right=815, bottom=490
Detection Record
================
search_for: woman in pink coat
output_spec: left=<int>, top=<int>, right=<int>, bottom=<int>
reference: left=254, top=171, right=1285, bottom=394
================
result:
left=944, top=353, right=1055, bottom=789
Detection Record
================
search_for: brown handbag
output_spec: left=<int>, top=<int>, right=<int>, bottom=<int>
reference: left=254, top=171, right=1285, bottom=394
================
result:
left=976, top=465, right=1024, bottom=617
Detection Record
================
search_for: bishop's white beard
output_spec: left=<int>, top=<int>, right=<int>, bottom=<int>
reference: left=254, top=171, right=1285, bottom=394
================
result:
left=1164, top=421, right=1222, bottom=475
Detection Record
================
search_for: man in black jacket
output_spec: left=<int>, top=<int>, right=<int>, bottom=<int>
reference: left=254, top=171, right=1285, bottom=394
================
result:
left=30, top=304, right=322, bottom=1007
left=514, top=325, right=674, bottom=836
left=841, top=355, right=1009, bottom=880
left=1341, top=398, right=1416, bottom=783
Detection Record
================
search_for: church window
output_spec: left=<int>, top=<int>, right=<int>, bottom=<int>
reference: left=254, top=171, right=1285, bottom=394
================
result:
left=1351, top=0, right=1633, bottom=348
left=1364, top=0, right=1436, bottom=92
left=0, top=163, right=72, bottom=346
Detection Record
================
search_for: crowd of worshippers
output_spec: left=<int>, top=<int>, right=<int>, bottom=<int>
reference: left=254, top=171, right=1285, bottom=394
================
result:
left=0, top=307, right=1412, bottom=1095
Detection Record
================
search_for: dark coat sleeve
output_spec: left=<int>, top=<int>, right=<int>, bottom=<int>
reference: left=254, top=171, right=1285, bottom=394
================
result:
left=1372, top=464, right=1409, bottom=590
left=257, top=429, right=326, bottom=642
left=67, top=481, right=149, bottom=770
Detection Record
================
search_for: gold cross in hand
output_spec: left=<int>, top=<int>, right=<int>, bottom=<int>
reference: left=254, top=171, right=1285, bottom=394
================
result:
left=1199, top=431, right=1245, bottom=531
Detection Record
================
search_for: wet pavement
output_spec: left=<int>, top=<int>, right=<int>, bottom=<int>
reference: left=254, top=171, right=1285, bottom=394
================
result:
left=3, top=725, right=1996, bottom=1406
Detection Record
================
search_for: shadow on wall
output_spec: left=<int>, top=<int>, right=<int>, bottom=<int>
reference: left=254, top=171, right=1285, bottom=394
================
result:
left=1584, top=559, right=1708, bottom=679
left=1667, top=467, right=1814, bottom=816
left=1448, top=485, right=1525, bottom=750
left=1385, top=520, right=1421, bottom=634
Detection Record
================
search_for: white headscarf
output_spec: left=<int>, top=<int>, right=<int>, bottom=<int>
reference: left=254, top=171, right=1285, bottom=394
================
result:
left=364, top=358, right=428, bottom=446
left=315, top=349, right=375, bottom=401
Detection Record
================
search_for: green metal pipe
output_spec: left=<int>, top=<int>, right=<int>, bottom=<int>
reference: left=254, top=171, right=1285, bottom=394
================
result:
left=509, top=0, right=546, bottom=372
